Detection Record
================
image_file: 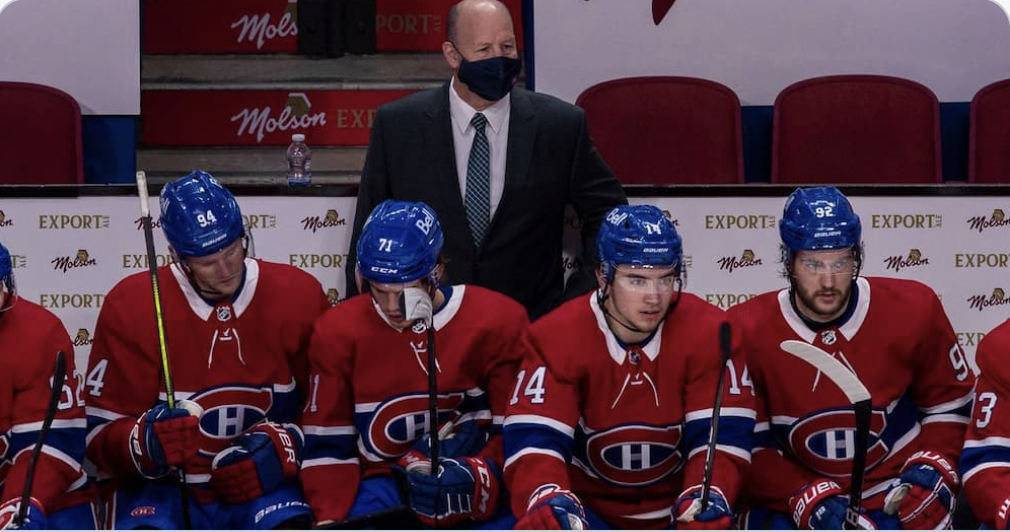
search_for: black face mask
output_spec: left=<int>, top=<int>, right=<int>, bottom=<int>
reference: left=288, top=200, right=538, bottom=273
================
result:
left=453, top=45, right=522, bottom=102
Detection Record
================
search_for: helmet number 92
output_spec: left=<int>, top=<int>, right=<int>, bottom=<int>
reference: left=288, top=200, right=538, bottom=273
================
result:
left=196, top=210, right=218, bottom=228
left=814, top=206, right=834, bottom=218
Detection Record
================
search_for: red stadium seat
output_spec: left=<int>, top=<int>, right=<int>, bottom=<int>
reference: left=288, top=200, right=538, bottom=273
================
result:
left=969, top=78, right=1010, bottom=184
left=771, top=75, right=941, bottom=184
left=0, top=81, right=83, bottom=184
left=575, top=76, right=744, bottom=184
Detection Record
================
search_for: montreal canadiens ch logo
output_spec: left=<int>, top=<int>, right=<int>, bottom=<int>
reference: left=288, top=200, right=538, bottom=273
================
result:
left=585, top=424, right=682, bottom=487
left=189, top=385, right=275, bottom=440
left=789, top=408, right=888, bottom=477
left=365, top=392, right=465, bottom=459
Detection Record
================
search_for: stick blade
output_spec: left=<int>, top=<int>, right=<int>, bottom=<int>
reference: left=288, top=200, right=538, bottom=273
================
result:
left=779, top=340, right=871, bottom=403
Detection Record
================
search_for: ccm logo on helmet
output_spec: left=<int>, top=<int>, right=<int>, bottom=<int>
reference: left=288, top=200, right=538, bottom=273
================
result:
left=370, top=266, right=400, bottom=274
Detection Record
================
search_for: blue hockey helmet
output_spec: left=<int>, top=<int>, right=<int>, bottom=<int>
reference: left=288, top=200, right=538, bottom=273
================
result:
left=0, top=237, right=16, bottom=310
left=356, top=200, right=444, bottom=286
left=779, top=186, right=862, bottom=253
left=159, top=171, right=245, bottom=258
left=597, top=205, right=682, bottom=283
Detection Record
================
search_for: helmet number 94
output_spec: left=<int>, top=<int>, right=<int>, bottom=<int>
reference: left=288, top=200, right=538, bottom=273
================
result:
left=196, top=210, right=218, bottom=228
left=814, top=206, right=834, bottom=218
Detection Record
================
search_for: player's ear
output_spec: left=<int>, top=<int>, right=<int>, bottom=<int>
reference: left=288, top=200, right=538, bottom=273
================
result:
left=595, top=267, right=607, bottom=291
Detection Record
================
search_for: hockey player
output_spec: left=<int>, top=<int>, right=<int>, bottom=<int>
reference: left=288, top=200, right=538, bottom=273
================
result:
left=730, top=186, right=973, bottom=530
left=960, top=321, right=1010, bottom=528
left=504, top=204, right=756, bottom=529
left=300, top=200, right=529, bottom=528
left=84, top=171, right=329, bottom=529
left=0, top=238, right=94, bottom=530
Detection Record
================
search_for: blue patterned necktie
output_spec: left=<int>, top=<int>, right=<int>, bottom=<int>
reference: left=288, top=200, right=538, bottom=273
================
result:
left=464, top=112, right=491, bottom=247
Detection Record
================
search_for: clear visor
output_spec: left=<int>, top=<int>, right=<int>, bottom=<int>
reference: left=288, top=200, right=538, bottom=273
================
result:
left=797, top=256, right=855, bottom=276
left=612, top=265, right=678, bottom=293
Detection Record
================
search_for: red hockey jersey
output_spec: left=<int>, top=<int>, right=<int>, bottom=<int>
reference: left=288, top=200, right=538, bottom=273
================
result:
left=85, top=259, right=328, bottom=500
left=729, top=276, right=973, bottom=513
left=504, top=292, right=755, bottom=529
left=960, top=318, right=1010, bottom=528
left=300, top=285, right=530, bottom=523
left=0, top=296, right=88, bottom=514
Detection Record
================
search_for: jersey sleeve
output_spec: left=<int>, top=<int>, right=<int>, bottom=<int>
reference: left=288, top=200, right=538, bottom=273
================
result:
left=84, top=285, right=162, bottom=480
left=960, top=328, right=1010, bottom=528
left=909, top=291, right=974, bottom=463
left=679, top=321, right=755, bottom=505
left=299, top=312, right=360, bottom=524
left=478, top=303, right=532, bottom=469
left=282, top=279, right=331, bottom=412
left=2, top=318, right=86, bottom=513
left=503, top=343, right=580, bottom=518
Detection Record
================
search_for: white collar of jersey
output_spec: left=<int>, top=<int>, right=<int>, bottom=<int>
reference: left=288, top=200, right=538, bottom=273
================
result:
left=169, top=258, right=259, bottom=322
left=778, top=276, right=871, bottom=342
left=373, top=284, right=466, bottom=332
left=590, top=290, right=663, bottom=365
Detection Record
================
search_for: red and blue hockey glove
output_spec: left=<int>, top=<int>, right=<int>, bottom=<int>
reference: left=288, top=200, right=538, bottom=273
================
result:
left=789, top=479, right=877, bottom=530
left=0, top=498, right=46, bottom=530
left=515, top=484, right=588, bottom=530
left=210, top=421, right=303, bottom=504
left=130, top=403, right=201, bottom=478
left=674, top=485, right=732, bottom=529
left=883, top=451, right=959, bottom=530
left=395, top=456, right=501, bottom=526
left=409, top=420, right=488, bottom=461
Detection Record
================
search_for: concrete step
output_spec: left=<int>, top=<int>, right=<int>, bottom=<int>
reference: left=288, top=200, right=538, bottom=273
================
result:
left=136, top=146, right=364, bottom=185
left=141, top=52, right=451, bottom=90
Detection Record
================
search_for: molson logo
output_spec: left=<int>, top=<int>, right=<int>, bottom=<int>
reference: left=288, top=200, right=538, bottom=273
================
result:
left=122, top=254, right=173, bottom=269
left=302, top=210, right=347, bottom=233
left=134, top=217, right=163, bottom=230
left=967, top=288, right=1010, bottom=312
left=39, top=214, right=110, bottom=229
left=870, top=213, right=942, bottom=229
left=884, top=249, right=929, bottom=272
left=39, top=293, right=105, bottom=309
left=326, top=288, right=341, bottom=306
left=231, top=3, right=297, bottom=50
left=231, top=92, right=327, bottom=143
left=51, top=250, right=98, bottom=273
left=704, top=214, right=776, bottom=230
left=0, top=210, right=12, bottom=227
left=288, top=253, right=350, bottom=269
left=717, top=250, right=763, bottom=273
left=967, top=209, right=1010, bottom=234
left=74, top=328, right=94, bottom=347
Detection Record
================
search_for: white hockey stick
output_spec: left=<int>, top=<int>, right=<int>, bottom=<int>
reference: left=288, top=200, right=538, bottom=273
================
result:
left=780, top=340, right=872, bottom=530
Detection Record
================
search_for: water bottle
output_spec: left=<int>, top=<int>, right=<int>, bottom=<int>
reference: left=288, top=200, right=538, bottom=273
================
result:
left=286, top=133, right=312, bottom=186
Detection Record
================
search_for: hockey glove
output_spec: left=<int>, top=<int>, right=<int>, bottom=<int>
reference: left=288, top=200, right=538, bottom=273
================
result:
left=515, top=484, right=588, bottom=530
left=0, top=498, right=45, bottom=530
left=210, top=421, right=303, bottom=504
left=789, top=479, right=877, bottom=530
left=883, top=451, right=959, bottom=530
left=130, top=403, right=201, bottom=478
left=674, top=485, right=732, bottom=529
left=396, top=456, right=501, bottom=526
left=410, top=420, right=488, bottom=461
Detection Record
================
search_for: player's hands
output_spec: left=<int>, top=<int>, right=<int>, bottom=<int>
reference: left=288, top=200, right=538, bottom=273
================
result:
left=130, top=402, right=201, bottom=478
left=410, top=420, right=488, bottom=460
left=883, top=451, right=958, bottom=529
left=674, top=485, right=732, bottom=529
left=789, top=479, right=877, bottom=530
left=395, top=456, right=501, bottom=526
left=515, top=484, right=588, bottom=530
left=210, top=421, right=303, bottom=504
left=0, top=498, right=46, bottom=530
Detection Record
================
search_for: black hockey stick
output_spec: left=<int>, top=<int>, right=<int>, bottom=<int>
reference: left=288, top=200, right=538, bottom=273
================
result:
left=780, top=340, right=872, bottom=530
left=136, top=170, right=192, bottom=529
left=314, top=505, right=417, bottom=530
left=399, top=287, right=439, bottom=475
left=14, top=351, right=66, bottom=528
left=700, top=322, right=733, bottom=512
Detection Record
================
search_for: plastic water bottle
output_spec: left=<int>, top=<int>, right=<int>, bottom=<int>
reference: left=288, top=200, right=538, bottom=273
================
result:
left=286, top=133, right=312, bottom=186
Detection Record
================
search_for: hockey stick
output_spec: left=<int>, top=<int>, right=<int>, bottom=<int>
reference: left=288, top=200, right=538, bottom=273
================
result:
left=14, top=351, right=66, bottom=528
left=400, top=287, right=439, bottom=475
left=700, top=322, right=733, bottom=512
left=314, top=505, right=417, bottom=530
left=136, top=170, right=192, bottom=529
left=779, top=340, right=872, bottom=531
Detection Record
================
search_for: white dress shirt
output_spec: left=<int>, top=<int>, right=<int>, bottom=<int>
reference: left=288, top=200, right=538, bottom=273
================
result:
left=448, top=77, right=511, bottom=220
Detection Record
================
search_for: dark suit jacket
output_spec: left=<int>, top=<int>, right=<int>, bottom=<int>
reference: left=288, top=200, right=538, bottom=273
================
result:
left=346, top=81, right=627, bottom=319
